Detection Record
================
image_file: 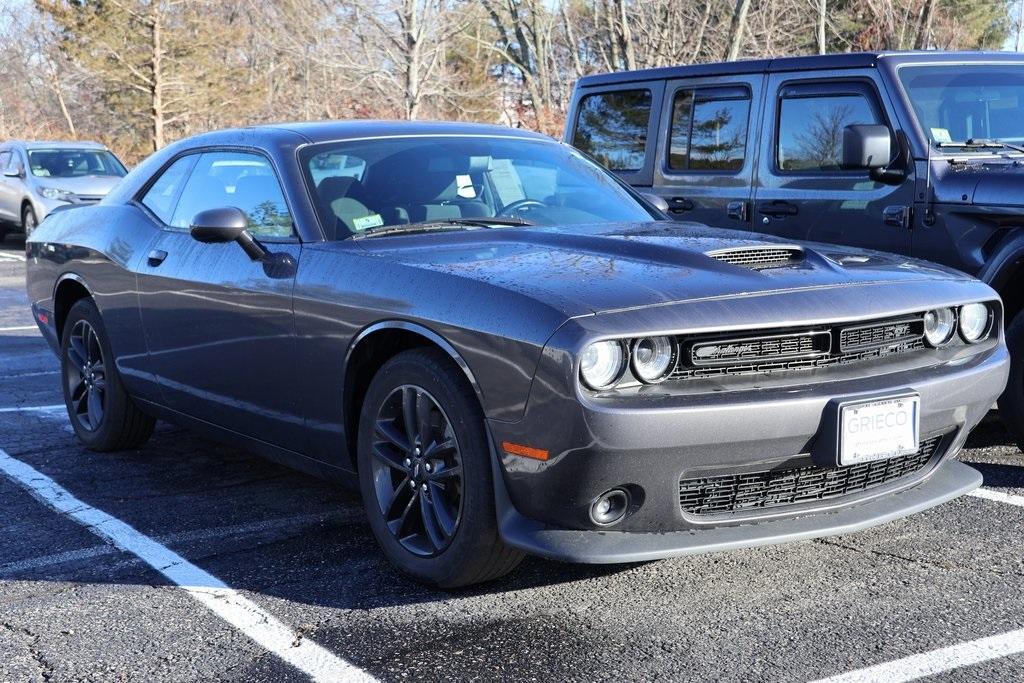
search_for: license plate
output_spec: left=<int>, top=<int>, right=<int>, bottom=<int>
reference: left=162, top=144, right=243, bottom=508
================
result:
left=839, top=394, right=920, bottom=465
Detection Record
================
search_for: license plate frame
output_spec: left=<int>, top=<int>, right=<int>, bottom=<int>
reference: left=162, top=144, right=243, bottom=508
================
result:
left=838, top=393, right=920, bottom=466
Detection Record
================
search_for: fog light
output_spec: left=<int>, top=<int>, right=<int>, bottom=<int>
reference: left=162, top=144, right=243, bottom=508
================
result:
left=590, top=488, right=630, bottom=526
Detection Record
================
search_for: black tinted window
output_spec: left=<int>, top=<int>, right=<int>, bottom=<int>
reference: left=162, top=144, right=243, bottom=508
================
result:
left=778, top=93, right=880, bottom=171
left=141, top=155, right=197, bottom=224
left=669, top=87, right=750, bottom=171
left=170, top=152, right=292, bottom=238
left=573, top=90, right=652, bottom=172
left=27, top=149, right=126, bottom=178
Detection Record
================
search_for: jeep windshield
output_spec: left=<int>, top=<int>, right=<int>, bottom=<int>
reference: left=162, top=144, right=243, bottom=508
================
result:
left=899, top=65, right=1024, bottom=150
left=298, top=135, right=659, bottom=240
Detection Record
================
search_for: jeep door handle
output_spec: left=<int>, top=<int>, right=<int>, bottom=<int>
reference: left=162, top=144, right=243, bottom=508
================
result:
left=147, top=249, right=167, bottom=267
left=758, top=201, right=798, bottom=217
left=668, top=197, right=695, bottom=213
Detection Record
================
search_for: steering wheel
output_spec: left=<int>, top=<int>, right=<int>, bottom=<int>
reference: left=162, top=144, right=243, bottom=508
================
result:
left=497, top=198, right=547, bottom=217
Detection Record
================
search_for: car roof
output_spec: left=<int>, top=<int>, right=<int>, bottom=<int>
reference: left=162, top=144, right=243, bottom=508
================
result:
left=574, top=50, right=1024, bottom=88
left=3, top=140, right=110, bottom=151
left=181, top=120, right=553, bottom=148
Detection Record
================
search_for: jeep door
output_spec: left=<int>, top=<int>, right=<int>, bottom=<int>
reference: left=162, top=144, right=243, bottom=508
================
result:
left=651, top=74, right=762, bottom=228
left=752, top=71, right=914, bottom=255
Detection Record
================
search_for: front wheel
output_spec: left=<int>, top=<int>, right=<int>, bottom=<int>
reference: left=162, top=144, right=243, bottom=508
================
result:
left=998, top=313, right=1024, bottom=451
left=61, top=299, right=155, bottom=451
left=356, top=348, right=523, bottom=588
left=21, top=204, right=37, bottom=237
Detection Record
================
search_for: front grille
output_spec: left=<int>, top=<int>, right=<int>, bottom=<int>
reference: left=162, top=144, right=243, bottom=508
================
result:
left=706, top=246, right=803, bottom=269
left=690, top=331, right=831, bottom=367
left=670, top=314, right=926, bottom=381
left=678, top=435, right=943, bottom=516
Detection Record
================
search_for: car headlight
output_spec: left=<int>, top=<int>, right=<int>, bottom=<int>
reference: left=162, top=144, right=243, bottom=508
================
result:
left=580, top=340, right=626, bottom=390
left=632, top=336, right=674, bottom=383
left=923, top=307, right=956, bottom=346
left=40, top=187, right=74, bottom=200
left=959, top=303, right=991, bottom=343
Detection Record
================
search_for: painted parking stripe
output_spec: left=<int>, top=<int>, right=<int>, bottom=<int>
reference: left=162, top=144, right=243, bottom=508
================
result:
left=0, top=252, right=26, bottom=262
left=0, top=448, right=376, bottom=683
left=969, top=488, right=1024, bottom=508
left=0, top=325, right=39, bottom=333
left=810, top=628, right=1024, bottom=683
left=0, top=403, right=65, bottom=413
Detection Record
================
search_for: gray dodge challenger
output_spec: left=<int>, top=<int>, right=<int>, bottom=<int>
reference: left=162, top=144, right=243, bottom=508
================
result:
left=25, top=121, right=1009, bottom=587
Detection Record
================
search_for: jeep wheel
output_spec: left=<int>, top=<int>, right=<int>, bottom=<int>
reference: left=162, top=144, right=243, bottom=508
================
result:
left=998, top=313, right=1024, bottom=451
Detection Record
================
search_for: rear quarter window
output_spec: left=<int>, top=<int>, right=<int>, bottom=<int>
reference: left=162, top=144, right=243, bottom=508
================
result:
left=572, top=89, right=652, bottom=172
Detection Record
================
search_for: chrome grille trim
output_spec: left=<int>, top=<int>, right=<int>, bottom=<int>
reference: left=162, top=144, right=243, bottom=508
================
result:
left=839, top=317, right=924, bottom=352
left=689, top=331, right=831, bottom=367
left=706, top=246, right=803, bottom=269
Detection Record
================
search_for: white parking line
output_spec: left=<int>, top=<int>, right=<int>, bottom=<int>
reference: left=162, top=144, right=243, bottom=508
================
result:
left=0, top=510, right=359, bottom=576
left=969, top=488, right=1024, bottom=508
left=0, top=403, right=65, bottom=413
left=810, top=629, right=1024, bottom=683
left=0, top=325, right=38, bottom=333
left=0, top=448, right=376, bottom=683
left=0, top=252, right=26, bottom=262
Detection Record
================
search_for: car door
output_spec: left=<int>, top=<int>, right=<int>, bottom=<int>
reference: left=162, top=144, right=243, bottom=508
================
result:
left=651, top=74, right=763, bottom=228
left=134, top=149, right=304, bottom=448
left=0, top=150, right=18, bottom=222
left=752, top=73, right=914, bottom=255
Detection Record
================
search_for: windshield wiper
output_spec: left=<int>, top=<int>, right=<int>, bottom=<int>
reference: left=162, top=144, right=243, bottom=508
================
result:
left=936, top=138, right=1024, bottom=155
left=351, top=216, right=534, bottom=239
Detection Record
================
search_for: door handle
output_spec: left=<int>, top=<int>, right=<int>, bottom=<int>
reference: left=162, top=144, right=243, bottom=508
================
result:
left=758, top=201, right=798, bottom=218
left=727, top=201, right=748, bottom=222
left=883, top=205, right=911, bottom=230
left=147, top=249, right=167, bottom=267
left=668, top=197, right=695, bottom=213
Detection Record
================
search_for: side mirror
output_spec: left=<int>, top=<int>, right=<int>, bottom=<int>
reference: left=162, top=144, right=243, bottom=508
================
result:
left=641, top=192, right=670, bottom=213
left=3, top=165, right=25, bottom=179
left=190, top=207, right=267, bottom=261
left=842, top=125, right=892, bottom=171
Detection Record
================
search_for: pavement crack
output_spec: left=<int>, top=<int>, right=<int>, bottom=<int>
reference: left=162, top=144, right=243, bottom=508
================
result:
left=814, top=538, right=1024, bottom=577
left=1, top=620, right=55, bottom=681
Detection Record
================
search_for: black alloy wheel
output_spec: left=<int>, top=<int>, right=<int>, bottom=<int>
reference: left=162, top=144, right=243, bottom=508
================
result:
left=65, top=318, right=107, bottom=431
left=370, top=384, right=464, bottom=556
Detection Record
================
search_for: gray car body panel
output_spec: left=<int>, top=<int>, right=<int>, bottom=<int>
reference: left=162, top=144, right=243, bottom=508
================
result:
left=24, top=120, right=1009, bottom=563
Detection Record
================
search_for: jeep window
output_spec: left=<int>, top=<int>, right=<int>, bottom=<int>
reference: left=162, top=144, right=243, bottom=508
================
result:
left=668, top=86, right=750, bottom=172
left=777, top=93, right=880, bottom=172
left=572, top=90, right=652, bottom=172
left=299, top=136, right=657, bottom=239
left=899, top=65, right=1024, bottom=146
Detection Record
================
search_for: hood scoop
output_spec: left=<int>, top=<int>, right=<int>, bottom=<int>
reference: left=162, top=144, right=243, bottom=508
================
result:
left=705, top=245, right=804, bottom=270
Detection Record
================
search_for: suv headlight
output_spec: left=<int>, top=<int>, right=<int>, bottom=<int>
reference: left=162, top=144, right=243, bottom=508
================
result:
left=40, top=187, right=74, bottom=200
left=959, top=303, right=991, bottom=343
left=580, top=340, right=626, bottom=390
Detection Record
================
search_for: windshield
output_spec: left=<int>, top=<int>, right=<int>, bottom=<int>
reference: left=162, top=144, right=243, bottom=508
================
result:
left=899, top=65, right=1024, bottom=147
left=27, top=149, right=127, bottom=178
left=299, top=136, right=657, bottom=239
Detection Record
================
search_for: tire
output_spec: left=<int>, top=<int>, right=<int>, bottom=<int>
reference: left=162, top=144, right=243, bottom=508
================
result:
left=998, top=312, right=1024, bottom=451
left=21, top=204, right=37, bottom=237
left=356, top=348, right=523, bottom=588
left=60, top=298, right=155, bottom=451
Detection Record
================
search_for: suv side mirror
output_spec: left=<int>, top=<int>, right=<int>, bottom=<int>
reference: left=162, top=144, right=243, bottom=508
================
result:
left=3, top=165, right=25, bottom=179
left=842, top=125, right=892, bottom=171
left=190, top=207, right=267, bottom=261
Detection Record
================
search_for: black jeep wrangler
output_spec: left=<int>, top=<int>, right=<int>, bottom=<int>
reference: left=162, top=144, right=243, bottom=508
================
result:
left=564, top=51, right=1024, bottom=442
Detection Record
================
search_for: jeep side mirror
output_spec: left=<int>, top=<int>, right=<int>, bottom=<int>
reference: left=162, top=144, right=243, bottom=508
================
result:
left=842, top=125, right=892, bottom=171
left=190, top=207, right=268, bottom=261
left=641, top=192, right=670, bottom=213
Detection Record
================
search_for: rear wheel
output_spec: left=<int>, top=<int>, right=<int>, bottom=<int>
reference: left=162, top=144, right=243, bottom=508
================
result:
left=61, top=299, right=155, bottom=451
left=21, top=204, right=37, bottom=237
left=357, top=348, right=523, bottom=588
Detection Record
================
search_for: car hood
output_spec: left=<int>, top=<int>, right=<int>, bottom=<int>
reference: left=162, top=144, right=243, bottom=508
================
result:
left=352, top=221, right=973, bottom=317
left=34, top=175, right=122, bottom=197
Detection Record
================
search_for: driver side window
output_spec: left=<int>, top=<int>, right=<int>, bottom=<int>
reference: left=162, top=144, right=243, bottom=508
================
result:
left=169, top=151, right=293, bottom=238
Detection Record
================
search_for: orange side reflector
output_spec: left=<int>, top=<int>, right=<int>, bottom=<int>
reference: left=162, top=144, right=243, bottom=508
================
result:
left=502, top=441, right=549, bottom=461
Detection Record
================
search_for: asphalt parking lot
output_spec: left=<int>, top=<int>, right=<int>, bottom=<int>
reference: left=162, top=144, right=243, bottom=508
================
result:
left=1, top=237, right=1023, bottom=682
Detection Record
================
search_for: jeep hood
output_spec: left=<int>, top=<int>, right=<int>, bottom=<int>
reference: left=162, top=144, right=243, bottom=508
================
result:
left=354, top=221, right=971, bottom=317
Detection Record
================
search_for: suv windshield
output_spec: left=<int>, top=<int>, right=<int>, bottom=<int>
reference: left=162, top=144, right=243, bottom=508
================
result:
left=299, top=136, right=657, bottom=239
left=27, top=149, right=127, bottom=178
left=899, top=65, right=1024, bottom=147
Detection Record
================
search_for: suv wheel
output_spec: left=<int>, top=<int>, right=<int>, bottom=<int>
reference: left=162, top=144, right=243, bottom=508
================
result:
left=356, top=348, right=523, bottom=588
left=61, top=299, right=155, bottom=451
left=21, top=204, right=37, bottom=237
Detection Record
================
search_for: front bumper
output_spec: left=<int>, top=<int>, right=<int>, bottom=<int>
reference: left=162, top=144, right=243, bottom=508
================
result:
left=488, top=330, right=1007, bottom=563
